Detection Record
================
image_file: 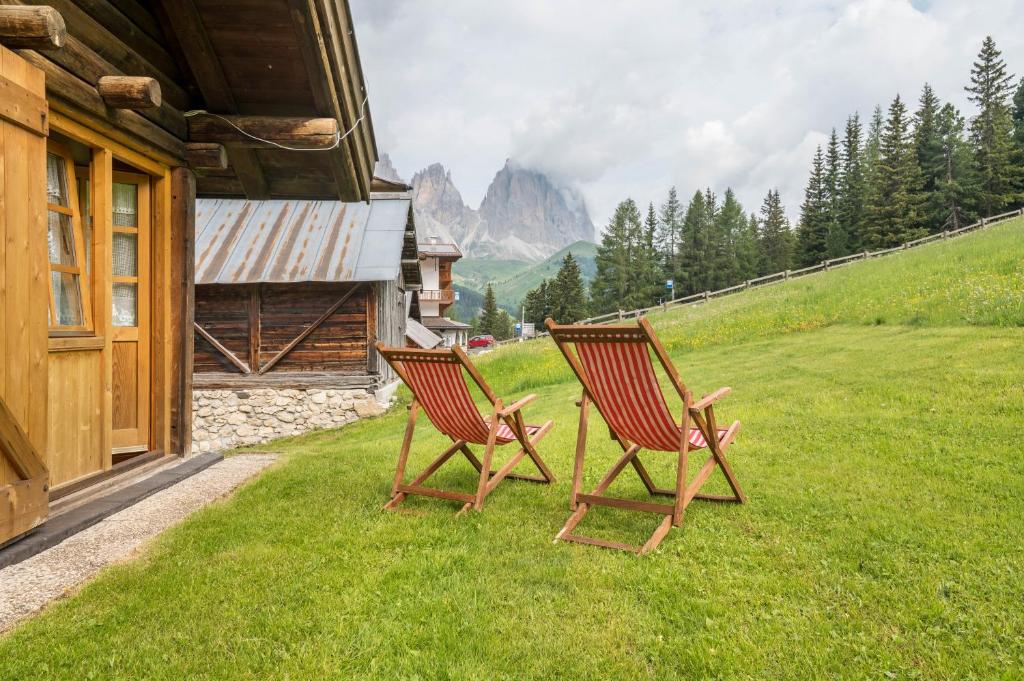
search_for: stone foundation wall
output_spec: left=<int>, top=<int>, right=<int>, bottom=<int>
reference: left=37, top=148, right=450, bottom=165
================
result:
left=191, top=387, right=388, bottom=453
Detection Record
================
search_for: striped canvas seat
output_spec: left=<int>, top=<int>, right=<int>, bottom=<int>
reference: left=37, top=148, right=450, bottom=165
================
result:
left=548, top=317, right=746, bottom=554
left=376, top=343, right=556, bottom=514
left=401, top=359, right=540, bottom=446
left=576, top=340, right=724, bottom=452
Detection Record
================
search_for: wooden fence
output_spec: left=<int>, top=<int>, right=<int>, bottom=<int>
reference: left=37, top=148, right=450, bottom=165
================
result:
left=497, top=208, right=1023, bottom=346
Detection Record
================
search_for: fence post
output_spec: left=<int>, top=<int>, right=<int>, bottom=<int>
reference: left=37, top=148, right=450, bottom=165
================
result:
left=703, top=291, right=709, bottom=302
left=941, top=231, right=948, bottom=239
left=745, top=280, right=750, bottom=288
left=903, top=242, right=909, bottom=249
left=617, top=309, right=623, bottom=322
left=823, top=260, right=829, bottom=271
left=862, top=251, right=868, bottom=259
left=784, top=270, right=790, bottom=280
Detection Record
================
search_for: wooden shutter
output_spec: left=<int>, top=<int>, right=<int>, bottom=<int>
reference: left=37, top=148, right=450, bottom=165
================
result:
left=0, top=46, right=50, bottom=546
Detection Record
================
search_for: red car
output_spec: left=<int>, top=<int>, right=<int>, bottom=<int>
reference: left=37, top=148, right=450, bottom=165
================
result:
left=468, top=334, right=495, bottom=349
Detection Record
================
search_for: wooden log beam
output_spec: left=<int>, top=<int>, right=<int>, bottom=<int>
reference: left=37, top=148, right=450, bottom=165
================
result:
left=18, top=49, right=185, bottom=159
left=187, top=114, right=340, bottom=150
left=97, top=75, right=160, bottom=109
left=185, top=142, right=227, bottom=170
left=0, top=5, right=65, bottom=49
left=156, top=0, right=268, bottom=199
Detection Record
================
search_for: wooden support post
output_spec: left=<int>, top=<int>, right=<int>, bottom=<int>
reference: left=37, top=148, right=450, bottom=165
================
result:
left=187, top=115, right=340, bottom=149
left=185, top=142, right=228, bottom=170
left=0, top=6, right=66, bottom=49
left=248, top=285, right=261, bottom=373
left=96, top=76, right=161, bottom=109
left=170, top=167, right=195, bottom=457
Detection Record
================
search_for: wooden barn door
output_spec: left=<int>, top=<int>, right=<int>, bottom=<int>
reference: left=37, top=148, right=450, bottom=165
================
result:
left=110, top=172, right=151, bottom=453
left=1, top=46, right=50, bottom=544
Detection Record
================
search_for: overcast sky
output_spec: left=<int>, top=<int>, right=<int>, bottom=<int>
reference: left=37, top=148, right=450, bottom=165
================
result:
left=350, top=0, right=1024, bottom=228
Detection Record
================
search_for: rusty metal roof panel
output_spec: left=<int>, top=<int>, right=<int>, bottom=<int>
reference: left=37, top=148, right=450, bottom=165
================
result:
left=195, top=198, right=412, bottom=285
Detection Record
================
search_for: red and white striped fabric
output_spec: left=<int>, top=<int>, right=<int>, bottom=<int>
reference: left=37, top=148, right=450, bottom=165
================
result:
left=576, top=340, right=725, bottom=452
left=400, top=359, right=534, bottom=445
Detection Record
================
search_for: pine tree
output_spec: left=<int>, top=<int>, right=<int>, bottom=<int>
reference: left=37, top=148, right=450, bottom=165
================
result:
left=1013, top=78, right=1024, bottom=158
left=679, top=190, right=709, bottom=295
left=591, top=199, right=638, bottom=314
left=966, top=36, right=1018, bottom=216
left=548, top=252, right=589, bottom=323
left=475, top=284, right=504, bottom=337
left=734, top=212, right=760, bottom=281
left=823, top=129, right=847, bottom=257
left=914, top=83, right=948, bottom=232
left=657, top=187, right=683, bottom=282
left=711, top=189, right=744, bottom=288
left=758, top=189, right=795, bottom=274
left=838, top=114, right=867, bottom=251
left=522, top=279, right=551, bottom=327
left=797, top=145, right=829, bottom=265
left=636, top=202, right=665, bottom=304
left=936, top=103, right=979, bottom=230
left=863, top=105, right=885, bottom=183
left=865, top=94, right=926, bottom=247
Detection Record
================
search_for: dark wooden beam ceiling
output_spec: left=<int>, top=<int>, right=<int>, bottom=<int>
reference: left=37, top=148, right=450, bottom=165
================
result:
left=156, top=0, right=268, bottom=199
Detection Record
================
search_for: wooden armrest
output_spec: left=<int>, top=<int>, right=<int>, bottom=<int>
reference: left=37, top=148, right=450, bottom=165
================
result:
left=690, top=387, right=731, bottom=411
left=499, top=394, right=537, bottom=416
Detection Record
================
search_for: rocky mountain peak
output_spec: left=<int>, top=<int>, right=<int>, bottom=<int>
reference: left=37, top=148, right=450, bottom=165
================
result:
left=374, top=152, right=404, bottom=184
left=409, top=159, right=595, bottom=261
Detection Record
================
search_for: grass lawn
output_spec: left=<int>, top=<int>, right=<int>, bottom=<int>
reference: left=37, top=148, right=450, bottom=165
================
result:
left=2, top=221, right=1023, bottom=679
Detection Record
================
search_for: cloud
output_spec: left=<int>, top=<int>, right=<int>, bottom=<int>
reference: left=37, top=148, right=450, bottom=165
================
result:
left=351, top=0, right=1024, bottom=227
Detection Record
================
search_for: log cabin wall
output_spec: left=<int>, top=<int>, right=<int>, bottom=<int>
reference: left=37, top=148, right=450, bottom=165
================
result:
left=194, top=282, right=372, bottom=377
left=0, top=0, right=380, bottom=544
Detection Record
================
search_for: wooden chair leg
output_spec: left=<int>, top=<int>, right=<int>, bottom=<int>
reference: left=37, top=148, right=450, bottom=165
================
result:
left=474, top=412, right=500, bottom=510
left=390, top=402, right=419, bottom=498
left=570, top=394, right=589, bottom=510
left=512, top=410, right=556, bottom=483
left=674, top=398, right=691, bottom=526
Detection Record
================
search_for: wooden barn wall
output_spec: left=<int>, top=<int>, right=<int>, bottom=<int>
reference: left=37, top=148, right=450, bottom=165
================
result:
left=193, top=285, right=250, bottom=373
left=194, top=282, right=371, bottom=374
left=261, top=283, right=369, bottom=372
left=373, top=280, right=404, bottom=383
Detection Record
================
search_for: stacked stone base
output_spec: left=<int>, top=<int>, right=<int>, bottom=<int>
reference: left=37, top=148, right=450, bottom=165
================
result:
left=191, top=387, right=388, bottom=453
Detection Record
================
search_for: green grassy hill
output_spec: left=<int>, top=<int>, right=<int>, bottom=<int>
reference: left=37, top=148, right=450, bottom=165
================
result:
left=453, top=240, right=598, bottom=312
left=3, top=220, right=1023, bottom=678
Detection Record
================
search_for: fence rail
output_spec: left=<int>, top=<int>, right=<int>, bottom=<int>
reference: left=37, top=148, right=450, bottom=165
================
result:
left=495, top=209, right=1022, bottom=347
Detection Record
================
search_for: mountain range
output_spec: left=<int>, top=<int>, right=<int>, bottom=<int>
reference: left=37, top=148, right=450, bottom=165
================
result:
left=377, top=154, right=595, bottom=262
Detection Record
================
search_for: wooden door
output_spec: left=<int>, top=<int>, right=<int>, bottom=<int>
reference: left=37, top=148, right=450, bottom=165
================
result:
left=110, top=172, right=151, bottom=452
left=1, top=46, right=50, bottom=544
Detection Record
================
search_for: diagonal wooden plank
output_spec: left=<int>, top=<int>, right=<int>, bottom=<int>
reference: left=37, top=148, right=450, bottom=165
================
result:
left=193, top=321, right=250, bottom=374
left=0, top=396, right=47, bottom=480
left=258, top=284, right=360, bottom=374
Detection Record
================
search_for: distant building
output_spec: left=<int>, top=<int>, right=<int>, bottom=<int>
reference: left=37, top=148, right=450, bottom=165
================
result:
left=418, top=237, right=470, bottom=347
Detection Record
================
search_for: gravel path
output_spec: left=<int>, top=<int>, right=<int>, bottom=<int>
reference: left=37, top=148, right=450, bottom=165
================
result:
left=0, top=454, right=277, bottom=633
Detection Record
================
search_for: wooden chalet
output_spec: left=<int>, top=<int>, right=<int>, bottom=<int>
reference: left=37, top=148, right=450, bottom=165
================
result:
left=0, top=1, right=378, bottom=546
left=192, top=193, right=421, bottom=390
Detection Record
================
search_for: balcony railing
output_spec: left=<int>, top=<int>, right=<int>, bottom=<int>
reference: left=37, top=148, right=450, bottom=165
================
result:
left=419, top=288, right=455, bottom=305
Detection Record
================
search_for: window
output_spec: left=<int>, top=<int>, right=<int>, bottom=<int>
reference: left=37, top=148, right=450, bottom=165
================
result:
left=46, top=143, right=92, bottom=332
left=111, top=181, right=139, bottom=326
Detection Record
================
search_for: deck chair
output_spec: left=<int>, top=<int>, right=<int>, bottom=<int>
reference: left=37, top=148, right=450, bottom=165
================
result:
left=375, top=343, right=556, bottom=514
left=545, top=317, right=745, bottom=554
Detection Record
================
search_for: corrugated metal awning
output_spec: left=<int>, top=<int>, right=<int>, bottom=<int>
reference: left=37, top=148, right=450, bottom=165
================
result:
left=406, top=318, right=442, bottom=349
left=194, top=197, right=414, bottom=285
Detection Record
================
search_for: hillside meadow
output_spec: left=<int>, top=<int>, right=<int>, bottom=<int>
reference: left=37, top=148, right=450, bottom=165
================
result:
left=1, top=220, right=1022, bottom=679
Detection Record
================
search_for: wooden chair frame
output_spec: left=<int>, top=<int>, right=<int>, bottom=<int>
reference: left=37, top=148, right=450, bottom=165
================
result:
left=376, top=343, right=555, bottom=514
left=546, top=317, right=746, bottom=554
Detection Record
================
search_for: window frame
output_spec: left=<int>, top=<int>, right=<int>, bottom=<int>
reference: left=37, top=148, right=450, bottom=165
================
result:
left=46, top=140, right=94, bottom=335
